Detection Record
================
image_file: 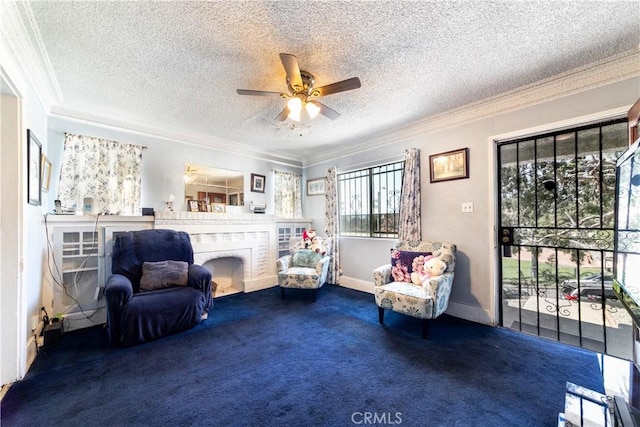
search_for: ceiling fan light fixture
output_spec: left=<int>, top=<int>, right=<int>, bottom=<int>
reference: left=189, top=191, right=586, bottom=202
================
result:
left=306, top=101, right=320, bottom=119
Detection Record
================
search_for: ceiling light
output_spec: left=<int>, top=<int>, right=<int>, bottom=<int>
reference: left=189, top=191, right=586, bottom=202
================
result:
left=288, top=108, right=301, bottom=122
left=306, top=101, right=320, bottom=119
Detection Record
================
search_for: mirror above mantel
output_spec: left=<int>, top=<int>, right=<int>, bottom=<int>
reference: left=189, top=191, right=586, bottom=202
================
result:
left=184, top=164, right=244, bottom=206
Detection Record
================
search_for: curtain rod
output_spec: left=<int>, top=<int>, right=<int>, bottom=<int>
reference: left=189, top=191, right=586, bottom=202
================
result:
left=64, top=132, right=147, bottom=149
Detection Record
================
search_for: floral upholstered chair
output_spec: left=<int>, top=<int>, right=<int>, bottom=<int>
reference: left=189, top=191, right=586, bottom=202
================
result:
left=373, top=240, right=456, bottom=338
left=277, top=236, right=332, bottom=301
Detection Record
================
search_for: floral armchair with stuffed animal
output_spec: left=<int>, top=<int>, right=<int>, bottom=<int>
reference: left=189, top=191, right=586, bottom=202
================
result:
left=373, top=240, right=456, bottom=338
left=276, top=236, right=332, bottom=301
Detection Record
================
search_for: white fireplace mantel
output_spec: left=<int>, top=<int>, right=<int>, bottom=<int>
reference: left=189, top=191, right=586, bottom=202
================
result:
left=154, top=211, right=279, bottom=292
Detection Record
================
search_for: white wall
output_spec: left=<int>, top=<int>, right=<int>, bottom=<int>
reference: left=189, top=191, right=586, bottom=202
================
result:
left=304, top=77, right=640, bottom=325
left=46, top=116, right=302, bottom=215
left=1, top=50, right=49, bottom=385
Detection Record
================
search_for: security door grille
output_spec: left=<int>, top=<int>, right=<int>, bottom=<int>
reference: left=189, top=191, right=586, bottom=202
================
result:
left=497, top=118, right=633, bottom=359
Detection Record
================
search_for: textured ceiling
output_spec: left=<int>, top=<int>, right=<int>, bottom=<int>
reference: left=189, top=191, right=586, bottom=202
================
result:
left=10, top=1, right=640, bottom=165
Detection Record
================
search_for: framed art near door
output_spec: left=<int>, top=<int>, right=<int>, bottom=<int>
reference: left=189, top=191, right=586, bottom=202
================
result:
left=27, top=129, right=42, bottom=205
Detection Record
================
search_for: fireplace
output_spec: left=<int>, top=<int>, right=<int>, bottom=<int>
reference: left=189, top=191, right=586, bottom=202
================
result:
left=154, top=212, right=278, bottom=295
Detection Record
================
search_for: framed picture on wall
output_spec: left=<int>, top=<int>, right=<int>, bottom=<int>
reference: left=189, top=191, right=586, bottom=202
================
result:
left=251, top=173, right=265, bottom=193
left=41, top=154, right=52, bottom=192
left=307, top=178, right=325, bottom=196
left=429, top=148, right=469, bottom=183
left=27, top=129, right=42, bottom=206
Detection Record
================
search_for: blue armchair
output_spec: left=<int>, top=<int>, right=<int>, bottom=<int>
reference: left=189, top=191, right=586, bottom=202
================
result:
left=105, top=229, right=213, bottom=346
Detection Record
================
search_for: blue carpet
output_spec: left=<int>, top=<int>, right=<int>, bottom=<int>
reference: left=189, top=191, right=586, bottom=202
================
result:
left=2, top=285, right=604, bottom=426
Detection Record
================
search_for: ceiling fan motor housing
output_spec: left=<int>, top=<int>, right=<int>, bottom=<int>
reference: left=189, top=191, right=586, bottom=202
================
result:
left=287, top=70, right=316, bottom=96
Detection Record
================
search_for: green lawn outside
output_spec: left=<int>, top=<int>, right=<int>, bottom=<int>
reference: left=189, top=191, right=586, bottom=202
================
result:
left=501, top=257, right=601, bottom=287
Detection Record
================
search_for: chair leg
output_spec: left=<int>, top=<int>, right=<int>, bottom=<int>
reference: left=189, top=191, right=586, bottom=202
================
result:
left=280, top=287, right=285, bottom=300
left=422, top=319, right=430, bottom=339
left=378, top=307, right=385, bottom=324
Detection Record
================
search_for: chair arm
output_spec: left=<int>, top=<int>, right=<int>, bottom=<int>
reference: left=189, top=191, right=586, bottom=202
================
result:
left=373, top=264, right=392, bottom=286
left=104, top=274, right=134, bottom=345
left=276, top=255, right=292, bottom=273
left=188, top=264, right=213, bottom=311
left=423, top=272, right=455, bottom=318
left=315, top=255, right=331, bottom=284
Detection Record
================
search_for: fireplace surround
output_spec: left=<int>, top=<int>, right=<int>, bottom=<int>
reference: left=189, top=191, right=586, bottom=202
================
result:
left=154, top=212, right=278, bottom=294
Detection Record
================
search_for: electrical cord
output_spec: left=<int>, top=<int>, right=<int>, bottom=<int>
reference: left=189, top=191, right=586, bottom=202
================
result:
left=44, top=213, right=105, bottom=329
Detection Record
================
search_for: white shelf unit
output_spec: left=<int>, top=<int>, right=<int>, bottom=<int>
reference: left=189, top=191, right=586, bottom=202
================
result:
left=276, top=220, right=312, bottom=258
left=44, top=215, right=154, bottom=331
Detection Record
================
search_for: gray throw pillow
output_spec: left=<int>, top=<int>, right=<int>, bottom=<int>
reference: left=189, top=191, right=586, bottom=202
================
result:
left=139, top=260, right=189, bottom=292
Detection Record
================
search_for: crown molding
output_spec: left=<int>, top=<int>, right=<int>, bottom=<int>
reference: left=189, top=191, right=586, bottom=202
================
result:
left=305, top=49, right=640, bottom=167
left=0, top=1, right=63, bottom=109
left=49, top=109, right=303, bottom=168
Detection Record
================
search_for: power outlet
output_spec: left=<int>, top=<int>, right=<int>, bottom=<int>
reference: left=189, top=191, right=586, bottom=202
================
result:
left=461, top=202, right=474, bottom=213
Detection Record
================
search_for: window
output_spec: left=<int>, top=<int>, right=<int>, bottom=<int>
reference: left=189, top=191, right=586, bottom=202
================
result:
left=57, top=133, right=143, bottom=215
left=338, top=161, right=404, bottom=237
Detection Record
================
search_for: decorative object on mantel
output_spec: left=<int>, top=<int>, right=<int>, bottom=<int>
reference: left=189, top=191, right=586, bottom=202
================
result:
left=306, top=177, right=325, bottom=196
left=250, top=201, right=266, bottom=214
left=164, top=194, right=175, bottom=212
left=27, top=129, right=42, bottom=206
left=188, top=200, right=199, bottom=212
left=251, top=173, right=266, bottom=193
left=211, top=203, right=225, bottom=213
left=429, top=148, right=469, bottom=183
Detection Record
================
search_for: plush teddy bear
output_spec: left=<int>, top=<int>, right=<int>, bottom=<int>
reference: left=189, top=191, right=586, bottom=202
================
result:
left=309, top=235, right=326, bottom=256
left=302, top=229, right=317, bottom=249
left=423, top=258, right=446, bottom=279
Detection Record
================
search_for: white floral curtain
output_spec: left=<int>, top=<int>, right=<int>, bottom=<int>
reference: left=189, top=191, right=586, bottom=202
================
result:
left=273, top=170, right=302, bottom=218
left=57, top=133, right=143, bottom=215
left=398, top=148, right=422, bottom=241
left=324, top=166, right=340, bottom=284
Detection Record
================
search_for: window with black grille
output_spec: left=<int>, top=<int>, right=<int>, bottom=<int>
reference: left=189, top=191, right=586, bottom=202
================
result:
left=338, top=161, right=404, bottom=238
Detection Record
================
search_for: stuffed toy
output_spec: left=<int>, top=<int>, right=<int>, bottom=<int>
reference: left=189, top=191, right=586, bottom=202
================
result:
left=302, top=229, right=317, bottom=249
left=411, top=257, right=446, bottom=286
left=423, top=258, right=446, bottom=279
left=309, top=235, right=326, bottom=256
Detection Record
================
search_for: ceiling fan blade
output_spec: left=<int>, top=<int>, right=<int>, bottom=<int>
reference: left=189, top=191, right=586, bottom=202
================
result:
left=275, top=107, right=290, bottom=121
left=309, top=100, right=340, bottom=120
left=313, top=77, right=361, bottom=97
left=279, top=53, right=303, bottom=91
left=236, top=89, right=283, bottom=97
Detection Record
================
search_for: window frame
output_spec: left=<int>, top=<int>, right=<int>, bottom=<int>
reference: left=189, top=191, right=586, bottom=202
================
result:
left=338, top=160, right=404, bottom=238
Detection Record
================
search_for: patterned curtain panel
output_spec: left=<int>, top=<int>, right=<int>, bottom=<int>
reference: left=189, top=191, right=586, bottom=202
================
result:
left=273, top=171, right=302, bottom=218
left=398, top=148, right=422, bottom=241
left=57, top=133, right=143, bottom=215
left=324, top=166, right=340, bottom=284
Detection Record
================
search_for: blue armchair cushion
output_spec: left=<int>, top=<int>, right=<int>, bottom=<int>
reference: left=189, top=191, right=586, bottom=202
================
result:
left=139, top=260, right=189, bottom=291
left=292, top=249, right=323, bottom=268
left=390, top=249, right=432, bottom=283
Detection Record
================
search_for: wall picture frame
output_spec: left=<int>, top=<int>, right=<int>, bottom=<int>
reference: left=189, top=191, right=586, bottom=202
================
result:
left=211, top=202, right=226, bottom=213
left=27, top=129, right=42, bottom=206
left=307, top=178, right=325, bottom=196
left=429, top=148, right=469, bottom=183
left=41, top=154, right=52, bottom=192
left=251, top=173, right=265, bottom=193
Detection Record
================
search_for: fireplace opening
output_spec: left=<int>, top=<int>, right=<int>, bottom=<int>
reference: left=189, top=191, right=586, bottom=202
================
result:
left=203, top=257, right=244, bottom=297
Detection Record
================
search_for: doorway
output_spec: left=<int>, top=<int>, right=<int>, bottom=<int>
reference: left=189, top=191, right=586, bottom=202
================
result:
left=497, top=118, right=633, bottom=359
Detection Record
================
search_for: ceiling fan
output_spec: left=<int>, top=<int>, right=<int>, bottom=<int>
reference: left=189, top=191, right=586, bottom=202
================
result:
left=236, top=53, right=361, bottom=122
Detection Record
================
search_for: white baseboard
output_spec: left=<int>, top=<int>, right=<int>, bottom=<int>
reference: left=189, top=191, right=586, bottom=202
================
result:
left=445, top=301, right=495, bottom=326
left=339, top=276, right=374, bottom=294
left=244, top=276, right=277, bottom=293
left=339, top=276, right=495, bottom=326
